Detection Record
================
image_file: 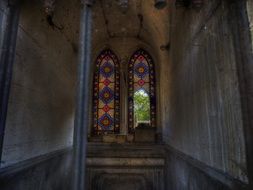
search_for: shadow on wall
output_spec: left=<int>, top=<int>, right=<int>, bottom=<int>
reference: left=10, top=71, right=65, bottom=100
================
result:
left=1, top=0, right=78, bottom=167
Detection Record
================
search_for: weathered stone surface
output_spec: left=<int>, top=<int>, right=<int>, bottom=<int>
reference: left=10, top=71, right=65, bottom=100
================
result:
left=87, top=157, right=164, bottom=166
left=247, top=1, right=253, bottom=48
left=0, top=144, right=249, bottom=190
left=87, top=143, right=166, bottom=158
left=165, top=146, right=248, bottom=190
left=102, top=134, right=116, bottom=143
left=92, top=174, right=150, bottom=190
left=135, top=127, right=156, bottom=143
left=1, top=0, right=79, bottom=167
left=86, top=143, right=165, bottom=190
left=162, top=0, right=248, bottom=182
left=0, top=0, right=252, bottom=189
left=0, top=148, right=73, bottom=190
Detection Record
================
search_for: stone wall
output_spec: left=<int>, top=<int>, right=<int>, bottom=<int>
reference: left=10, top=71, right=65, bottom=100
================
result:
left=0, top=1, right=5, bottom=51
left=1, top=0, right=79, bottom=167
left=162, top=0, right=247, bottom=182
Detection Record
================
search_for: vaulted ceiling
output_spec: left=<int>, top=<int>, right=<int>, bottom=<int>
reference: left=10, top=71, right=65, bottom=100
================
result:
left=39, top=0, right=170, bottom=62
left=92, top=0, right=171, bottom=61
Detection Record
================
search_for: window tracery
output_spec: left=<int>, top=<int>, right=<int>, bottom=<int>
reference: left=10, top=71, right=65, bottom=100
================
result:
left=92, top=49, right=120, bottom=135
left=128, top=49, right=156, bottom=133
left=92, top=49, right=156, bottom=136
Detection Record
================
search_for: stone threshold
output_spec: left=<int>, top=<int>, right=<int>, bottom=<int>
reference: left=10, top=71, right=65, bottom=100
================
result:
left=87, top=142, right=166, bottom=158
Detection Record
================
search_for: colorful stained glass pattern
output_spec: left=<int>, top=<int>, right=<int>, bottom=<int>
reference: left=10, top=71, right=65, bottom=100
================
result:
left=128, top=49, right=156, bottom=133
left=93, top=50, right=120, bottom=135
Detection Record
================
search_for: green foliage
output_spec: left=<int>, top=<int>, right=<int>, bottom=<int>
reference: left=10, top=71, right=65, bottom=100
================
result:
left=134, top=90, right=150, bottom=121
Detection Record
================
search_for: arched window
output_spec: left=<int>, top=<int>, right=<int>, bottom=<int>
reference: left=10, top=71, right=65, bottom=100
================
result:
left=93, top=50, right=120, bottom=135
left=128, top=49, right=156, bottom=133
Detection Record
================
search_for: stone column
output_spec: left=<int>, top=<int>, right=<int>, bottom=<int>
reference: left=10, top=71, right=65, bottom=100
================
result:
left=0, top=0, right=20, bottom=164
left=73, top=0, right=93, bottom=190
left=120, top=58, right=128, bottom=135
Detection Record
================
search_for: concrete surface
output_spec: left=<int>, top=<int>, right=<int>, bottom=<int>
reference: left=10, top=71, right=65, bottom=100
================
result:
left=1, top=0, right=79, bottom=167
left=161, top=0, right=247, bottom=182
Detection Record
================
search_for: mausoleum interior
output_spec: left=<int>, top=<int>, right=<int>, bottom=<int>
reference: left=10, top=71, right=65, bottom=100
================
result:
left=1, top=0, right=253, bottom=190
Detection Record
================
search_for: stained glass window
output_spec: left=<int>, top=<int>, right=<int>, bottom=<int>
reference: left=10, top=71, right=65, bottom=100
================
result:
left=128, top=49, right=156, bottom=133
left=93, top=49, right=120, bottom=135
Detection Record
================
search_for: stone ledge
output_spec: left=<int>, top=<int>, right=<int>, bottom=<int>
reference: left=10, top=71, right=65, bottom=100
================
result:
left=87, top=143, right=166, bottom=158
left=87, top=157, right=165, bottom=167
left=165, top=145, right=248, bottom=190
left=0, top=147, right=72, bottom=177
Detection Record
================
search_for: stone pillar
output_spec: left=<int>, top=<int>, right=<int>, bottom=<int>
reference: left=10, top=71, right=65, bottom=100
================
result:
left=73, top=0, right=93, bottom=190
left=0, top=0, right=20, bottom=164
left=120, top=58, right=128, bottom=135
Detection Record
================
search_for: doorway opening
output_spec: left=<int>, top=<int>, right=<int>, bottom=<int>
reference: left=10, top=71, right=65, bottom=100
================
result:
left=133, top=89, right=151, bottom=128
